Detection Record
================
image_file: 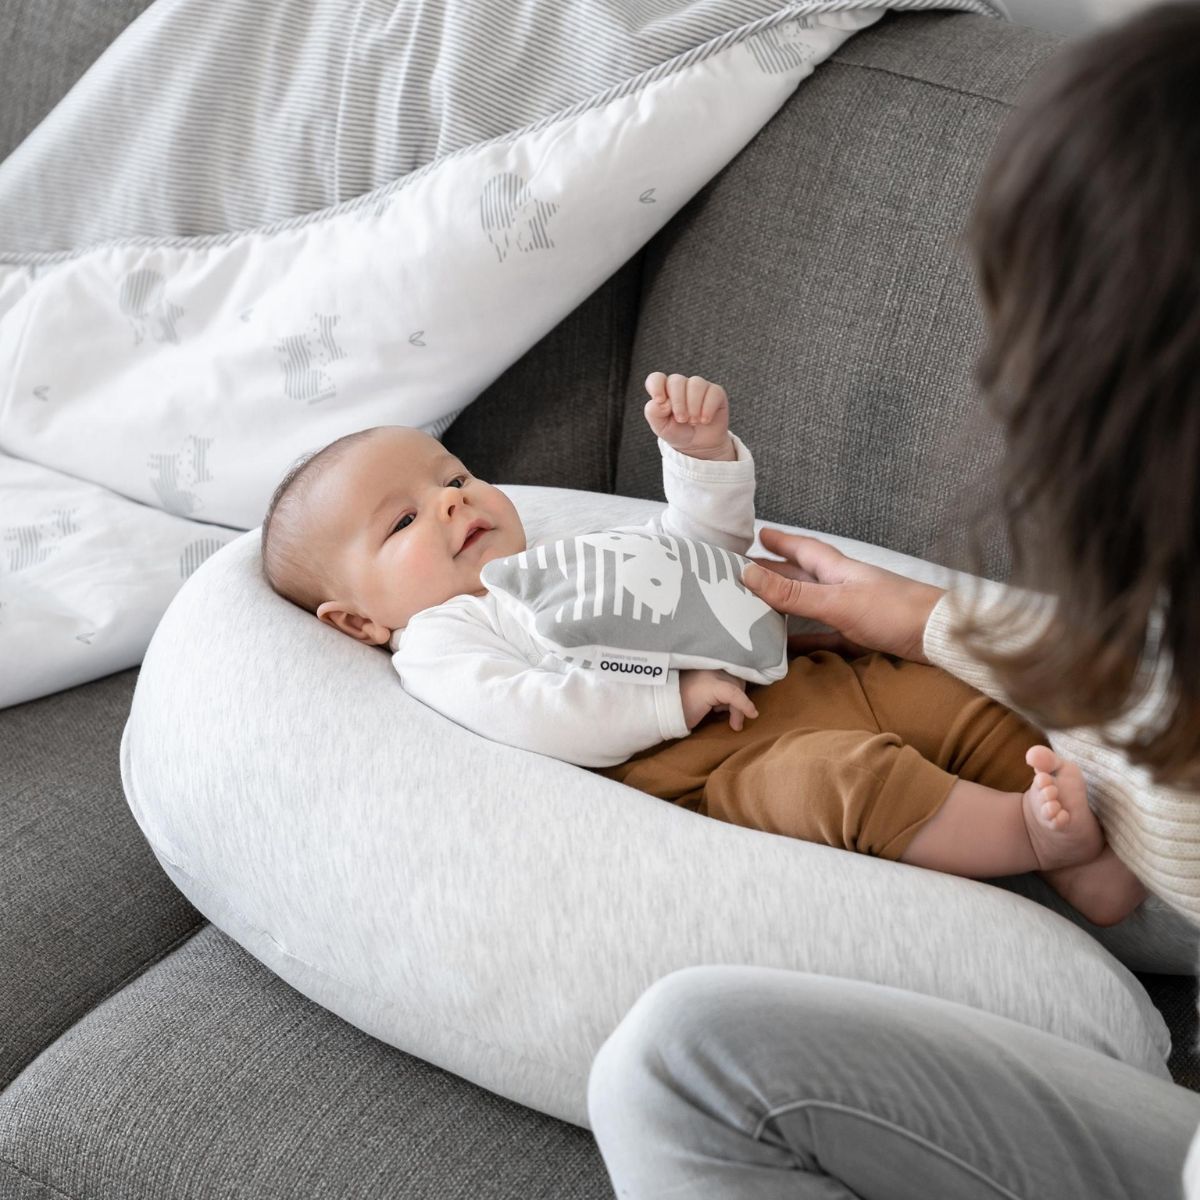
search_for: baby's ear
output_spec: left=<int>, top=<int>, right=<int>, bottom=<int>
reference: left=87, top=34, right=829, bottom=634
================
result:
left=316, top=601, right=391, bottom=646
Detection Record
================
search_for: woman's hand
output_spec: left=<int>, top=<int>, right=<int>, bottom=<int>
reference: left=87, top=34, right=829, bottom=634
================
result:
left=741, top=528, right=946, bottom=664
left=679, top=669, right=759, bottom=731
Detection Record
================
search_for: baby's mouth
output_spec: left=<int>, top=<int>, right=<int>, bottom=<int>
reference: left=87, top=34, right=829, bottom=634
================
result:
left=456, top=524, right=490, bottom=555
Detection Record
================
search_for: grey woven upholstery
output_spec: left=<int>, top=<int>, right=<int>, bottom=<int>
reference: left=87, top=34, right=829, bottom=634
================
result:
left=443, top=257, right=643, bottom=496
left=0, top=925, right=613, bottom=1200
left=618, top=13, right=1062, bottom=580
left=0, top=668, right=203, bottom=1091
left=0, top=0, right=156, bottom=163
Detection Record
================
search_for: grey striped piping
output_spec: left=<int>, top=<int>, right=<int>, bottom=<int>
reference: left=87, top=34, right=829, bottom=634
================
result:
left=0, top=0, right=1003, bottom=262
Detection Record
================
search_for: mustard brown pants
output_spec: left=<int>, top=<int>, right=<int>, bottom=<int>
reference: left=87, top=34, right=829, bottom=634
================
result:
left=594, top=651, right=1044, bottom=862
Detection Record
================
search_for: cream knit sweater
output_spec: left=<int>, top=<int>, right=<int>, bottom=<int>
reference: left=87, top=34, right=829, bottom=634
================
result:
left=923, top=593, right=1200, bottom=928
left=924, top=592, right=1200, bottom=1198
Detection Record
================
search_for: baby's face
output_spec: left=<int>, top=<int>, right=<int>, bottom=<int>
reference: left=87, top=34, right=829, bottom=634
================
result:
left=312, top=427, right=525, bottom=643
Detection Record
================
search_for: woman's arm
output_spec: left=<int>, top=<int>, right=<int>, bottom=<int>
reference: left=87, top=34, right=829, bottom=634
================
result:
left=741, top=528, right=945, bottom=664
left=742, top=530, right=1041, bottom=716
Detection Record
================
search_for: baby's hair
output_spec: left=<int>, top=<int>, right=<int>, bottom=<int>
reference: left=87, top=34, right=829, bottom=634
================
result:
left=261, top=427, right=383, bottom=613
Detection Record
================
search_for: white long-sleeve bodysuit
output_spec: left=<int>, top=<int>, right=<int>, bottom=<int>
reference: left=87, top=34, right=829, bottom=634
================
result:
left=390, top=435, right=756, bottom=768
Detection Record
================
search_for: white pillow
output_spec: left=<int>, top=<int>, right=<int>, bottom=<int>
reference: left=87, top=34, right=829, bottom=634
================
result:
left=0, top=1, right=898, bottom=709
left=121, top=487, right=1179, bottom=1127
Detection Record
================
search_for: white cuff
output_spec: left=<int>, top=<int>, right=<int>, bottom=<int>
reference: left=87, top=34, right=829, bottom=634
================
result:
left=657, top=432, right=754, bottom=480
left=654, top=670, right=691, bottom=741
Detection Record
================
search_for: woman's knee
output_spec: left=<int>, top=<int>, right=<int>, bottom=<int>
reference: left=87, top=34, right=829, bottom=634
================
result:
left=588, top=966, right=752, bottom=1128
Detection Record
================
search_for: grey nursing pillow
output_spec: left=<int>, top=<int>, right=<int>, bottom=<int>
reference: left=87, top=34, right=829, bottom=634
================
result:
left=120, top=487, right=1175, bottom=1127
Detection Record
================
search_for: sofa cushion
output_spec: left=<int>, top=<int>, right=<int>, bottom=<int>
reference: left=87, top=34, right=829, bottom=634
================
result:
left=618, top=13, right=1064, bottom=580
left=442, top=256, right=641, bottom=496
left=120, top=487, right=1178, bottom=1129
left=0, top=668, right=203, bottom=1090
left=0, top=924, right=614, bottom=1200
left=0, top=0, right=155, bottom=164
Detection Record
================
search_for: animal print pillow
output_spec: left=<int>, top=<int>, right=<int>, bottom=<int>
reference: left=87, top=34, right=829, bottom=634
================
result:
left=481, top=530, right=788, bottom=686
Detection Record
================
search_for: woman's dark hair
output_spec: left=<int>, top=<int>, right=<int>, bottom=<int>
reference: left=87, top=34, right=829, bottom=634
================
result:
left=960, top=2, right=1200, bottom=788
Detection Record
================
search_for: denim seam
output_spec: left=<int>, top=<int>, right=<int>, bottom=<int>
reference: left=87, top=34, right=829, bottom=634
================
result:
left=753, top=1099, right=1025, bottom=1200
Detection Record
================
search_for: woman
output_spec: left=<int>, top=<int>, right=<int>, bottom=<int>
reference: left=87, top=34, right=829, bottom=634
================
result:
left=587, top=4, right=1200, bottom=1196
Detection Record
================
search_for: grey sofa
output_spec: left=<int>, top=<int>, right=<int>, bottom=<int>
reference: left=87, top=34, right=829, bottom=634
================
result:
left=3, top=7, right=1197, bottom=1198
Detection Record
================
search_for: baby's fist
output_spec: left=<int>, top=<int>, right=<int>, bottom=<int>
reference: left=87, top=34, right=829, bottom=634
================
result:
left=679, top=669, right=758, bottom=732
left=644, top=372, right=735, bottom=461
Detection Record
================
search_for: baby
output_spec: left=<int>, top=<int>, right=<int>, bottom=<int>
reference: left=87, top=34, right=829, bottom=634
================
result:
left=261, top=372, right=1148, bottom=927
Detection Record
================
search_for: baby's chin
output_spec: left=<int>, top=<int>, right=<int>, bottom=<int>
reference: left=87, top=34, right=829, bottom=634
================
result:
left=487, top=531, right=527, bottom=561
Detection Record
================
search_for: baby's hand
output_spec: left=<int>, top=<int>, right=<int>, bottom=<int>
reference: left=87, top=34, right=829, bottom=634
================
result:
left=679, top=669, right=758, bottom=732
left=644, top=372, right=736, bottom=461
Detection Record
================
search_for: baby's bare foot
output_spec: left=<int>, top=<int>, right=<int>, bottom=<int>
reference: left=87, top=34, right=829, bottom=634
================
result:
left=1040, top=846, right=1150, bottom=927
left=1021, top=745, right=1104, bottom=870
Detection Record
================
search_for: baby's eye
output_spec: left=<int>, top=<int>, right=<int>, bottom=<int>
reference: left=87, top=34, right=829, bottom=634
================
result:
left=448, top=476, right=466, bottom=488
left=390, top=513, right=414, bottom=535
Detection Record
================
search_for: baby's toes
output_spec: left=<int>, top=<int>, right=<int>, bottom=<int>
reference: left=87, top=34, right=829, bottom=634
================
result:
left=1026, top=744, right=1062, bottom=775
left=1032, top=771, right=1056, bottom=803
left=1044, top=802, right=1069, bottom=831
left=1038, top=786, right=1061, bottom=822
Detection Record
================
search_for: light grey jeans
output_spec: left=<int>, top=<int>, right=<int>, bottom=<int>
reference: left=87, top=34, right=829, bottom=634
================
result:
left=587, top=966, right=1200, bottom=1199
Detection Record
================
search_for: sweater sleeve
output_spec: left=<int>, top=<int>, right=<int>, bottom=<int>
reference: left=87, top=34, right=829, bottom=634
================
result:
left=621, top=433, right=756, bottom=554
left=924, top=588, right=1200, bottom=925
left=922, top=592, right=1011, bottom=704
left=921, top=588, right=1053, bottom=727
left=394, top=604, right=689, bottom=768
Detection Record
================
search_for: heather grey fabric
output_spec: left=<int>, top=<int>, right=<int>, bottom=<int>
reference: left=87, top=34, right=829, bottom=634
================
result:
left=0, top=0, right=1002, bottom=253
left=0, top=0, right=154, bottom=164
left=0, top=668, right=203, bottom=1091
left=588, top=966, right=1200, bottom=1199
left=618, top=12, right=1064, bottom=579
left=0, top=925, right=615, bottom=1200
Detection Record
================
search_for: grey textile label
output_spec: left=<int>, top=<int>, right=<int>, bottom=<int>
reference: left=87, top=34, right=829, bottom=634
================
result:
left=592, top=649, right=670, bottom=686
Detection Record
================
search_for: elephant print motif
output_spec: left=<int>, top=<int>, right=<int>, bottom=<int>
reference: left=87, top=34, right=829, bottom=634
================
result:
left=148, top=435, right=214, bottom=517
left=4, top=508, right=79, bottom=571
left=119, top=269, right=185, bottom=345
left=480, top=173, right=559, bottom=263
left=276, top=314, right=348, bottom=405
left=178, top=537, right=229, bottom=580
left=745, top=18, right=818, bottom=75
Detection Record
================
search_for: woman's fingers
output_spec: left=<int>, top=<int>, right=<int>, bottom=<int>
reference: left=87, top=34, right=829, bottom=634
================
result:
left=757, top=528, right=849, bottom=582
left=742, top=533, right=945, bottom=661
left=745, top=554, right=818, bottom=584
left=742, top=561, right=835, bottom=622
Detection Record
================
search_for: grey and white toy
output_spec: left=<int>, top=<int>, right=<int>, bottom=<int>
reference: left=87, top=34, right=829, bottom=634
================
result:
left=481, top=530, right=788, bottom=686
